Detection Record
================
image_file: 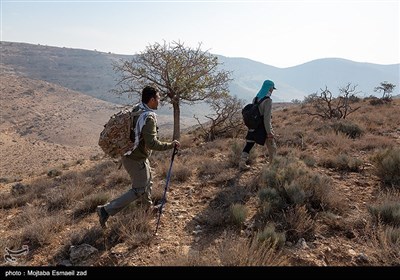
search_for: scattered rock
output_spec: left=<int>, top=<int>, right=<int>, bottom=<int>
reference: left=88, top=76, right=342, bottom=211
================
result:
left=11, top=183, right=28, bottom=195
left=348, top=249, right=357, bottom=256
left=296, top=238, right=309, bottom=249
left=110, top=243, right=129, bottom=255
left=69, top=244, right=98, bottom=265
left=356, top=253, right=369, bottom=264
left=58, top=260, right=72, bottom=266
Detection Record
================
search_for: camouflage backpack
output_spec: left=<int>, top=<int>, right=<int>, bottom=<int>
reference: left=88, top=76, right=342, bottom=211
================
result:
left=98, top=107, right=142, bottom=158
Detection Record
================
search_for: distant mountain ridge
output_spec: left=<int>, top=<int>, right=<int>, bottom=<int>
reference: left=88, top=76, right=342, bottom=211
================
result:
left=1, top=41, right=398, bottom=108
left=218, top=56, right=399, bottom=102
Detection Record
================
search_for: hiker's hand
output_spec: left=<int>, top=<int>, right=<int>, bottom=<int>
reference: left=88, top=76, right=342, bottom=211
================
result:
left=267, top=133, right=274, bottom=139
left=172, top=140, right=180, bottom=149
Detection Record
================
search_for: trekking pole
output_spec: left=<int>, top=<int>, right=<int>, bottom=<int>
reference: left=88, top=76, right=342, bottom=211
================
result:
left=155, top=145, right=178, bottom=234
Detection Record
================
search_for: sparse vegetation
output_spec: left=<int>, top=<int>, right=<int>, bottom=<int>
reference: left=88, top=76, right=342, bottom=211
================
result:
left=1, top=83, right=400, bottom=266
left=372, top=147, right=400, bottom=188
left=3, top=41, right=400, bottom=266
left=194, top=95, right=245, bottom=141
left=302, top=83, right=361, bottom=120
left=229, top=203, right=248, bottom=227
left=374, top=81, right=396, bottom=100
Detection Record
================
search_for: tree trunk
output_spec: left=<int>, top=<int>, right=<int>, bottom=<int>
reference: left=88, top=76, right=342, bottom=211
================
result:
left=172, top=100, right=180, bottom=140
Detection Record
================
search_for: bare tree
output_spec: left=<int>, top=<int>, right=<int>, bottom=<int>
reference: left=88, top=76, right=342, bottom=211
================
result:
left=337, top=83, right=361, bottom=119
left=194, top=95, right=245, bottom=141
left=303, top=83, right=361, bottom=120
left=374, top=81, right=396, bottom=100
left=112, top=41, right=232, bottom=140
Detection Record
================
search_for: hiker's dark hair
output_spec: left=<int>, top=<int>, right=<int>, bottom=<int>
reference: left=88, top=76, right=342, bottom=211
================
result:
left=142, top=86, right=158, bottom=104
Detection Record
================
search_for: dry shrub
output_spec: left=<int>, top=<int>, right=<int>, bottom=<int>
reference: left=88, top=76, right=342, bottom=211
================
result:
left=368, top=190, right=400, bottom=227
left=256, top=224, right=286, bottom=249
left=151, top=180, right=165, bottom=205
left=72, top=192, right=110, bottom=218
left=105, top=168, right=131, bottom=189
left=354, top=101, right=399, bottom=134
left=284, top=205, right=315, bottom=242
left=331, top=121, right=363, bottom=139
left=152, top=149, right=189, bottom=181
left=197, top=158, right=227, bottom=180
left=359, top=221, right=400, bottom=265
left=69, top=227, right=104, bottom=247
left=298, top=172, right=346, bottom=213
left=45, top=187, right=75, bottom=212
left=376, top=228, right=400, bottom=264
left=372, top=147, right=400, bottom=188
left=45, top=176, right=93, bottom=211
left=259, top=155, right=345, bottom=215
left=355, top=135, right=395, bottom=151
left=211, top=169, right=237, bottom=188
left=276, top=146, right=296, bottom=158
left=155, top=157, right=171, bottom=179
left=204, top=138, right=228, bottom=151
left=314, top=131, right=353, bottom=155
left=260, top=155, right=306, bottom=189
left=47, top=168, right=62, bottom=178
left=229, top=203, right=248, bottom=227
left=170, top=160, right=192, bottom=183
left=9, top=206, right=47, bottom=230
left=258, top=187, right=285, bottom=216
left=227, top=139, right=243, bottom=167
left=83, top=160, right=116, bottom=185
left=17, top=215, right=68, bottom=250
left=179, top=133, right=197, bottom=149
left=320, top=153, right=363, bottom=172
left=276, top=127, right=305, bottom=149
left=218, top=234, right=289, bottom=266
left=317, top=211, right=346, bottom=236
left=368, top=201, right=400, bottom=227
left=211, top=186, right=250, bottom=210
left=0, top=179, right=49, bottom=209
left=109, top=207, right=153, bottom=248
left=357, top=190, right=400, bottom=265
left=300, top=152, right=317, bottom=167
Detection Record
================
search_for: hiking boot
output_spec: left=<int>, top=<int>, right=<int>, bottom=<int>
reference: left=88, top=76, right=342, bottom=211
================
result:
left=96, top=206, right=109, bottom=229
left=239, top=152, right=251, bottom=171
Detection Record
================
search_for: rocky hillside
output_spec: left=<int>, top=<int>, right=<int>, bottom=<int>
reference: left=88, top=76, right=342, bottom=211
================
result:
left=1, top=69, right=399, bottom=268
left=1, top=41, right=398, bottom=105
left=0, top=71, right=178, bottom=180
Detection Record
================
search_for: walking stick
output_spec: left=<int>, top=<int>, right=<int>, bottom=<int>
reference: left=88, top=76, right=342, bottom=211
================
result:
left=155, top=145, right=178, bottom=234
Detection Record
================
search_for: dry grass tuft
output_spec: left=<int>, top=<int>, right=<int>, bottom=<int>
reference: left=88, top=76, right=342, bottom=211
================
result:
left=372, top=147, right=400, bottom=188
left=218, top=233, right=289, bottom=266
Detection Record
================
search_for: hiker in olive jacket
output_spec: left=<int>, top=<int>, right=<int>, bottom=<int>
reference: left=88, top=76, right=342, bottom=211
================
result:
left=97, top=86, right=180, bottom=228
left=239, top=80, right=277, bottom=171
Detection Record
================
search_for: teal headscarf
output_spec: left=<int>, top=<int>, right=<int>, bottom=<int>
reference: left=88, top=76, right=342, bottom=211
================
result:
left=256, top=80, right=276, bottom=100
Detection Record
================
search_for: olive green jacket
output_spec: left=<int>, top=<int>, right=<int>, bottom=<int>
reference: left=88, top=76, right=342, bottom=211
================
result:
left=126, top=113, right=173, bottom=161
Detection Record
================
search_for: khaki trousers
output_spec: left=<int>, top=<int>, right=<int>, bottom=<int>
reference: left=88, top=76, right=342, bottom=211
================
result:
left=104, top=157, right=153, bottom=216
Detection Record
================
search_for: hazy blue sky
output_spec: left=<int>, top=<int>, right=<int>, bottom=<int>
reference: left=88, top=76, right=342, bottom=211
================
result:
left=1, top=0, right=399, bottom=68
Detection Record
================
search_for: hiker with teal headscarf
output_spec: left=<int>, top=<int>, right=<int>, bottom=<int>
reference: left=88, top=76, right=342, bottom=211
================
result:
left=239, top=80, right=277, bottom=171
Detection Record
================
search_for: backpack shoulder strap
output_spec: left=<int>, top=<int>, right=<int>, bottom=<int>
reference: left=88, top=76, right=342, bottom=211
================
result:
left=129, top=105, right=143, bottom=132
left=255, top=96, right=269, bottom=105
